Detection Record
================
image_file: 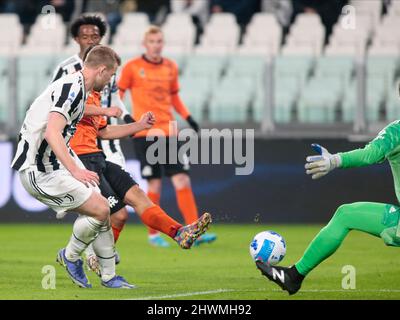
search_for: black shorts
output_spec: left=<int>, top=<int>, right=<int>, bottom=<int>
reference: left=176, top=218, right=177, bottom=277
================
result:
left=78, top=152, right=137, bottom=214
left=133, top=137, right=190, bottom=180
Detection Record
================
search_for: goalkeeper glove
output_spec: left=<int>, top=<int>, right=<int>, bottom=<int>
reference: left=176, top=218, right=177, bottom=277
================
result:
left=305, top=143, right=342, bottom=179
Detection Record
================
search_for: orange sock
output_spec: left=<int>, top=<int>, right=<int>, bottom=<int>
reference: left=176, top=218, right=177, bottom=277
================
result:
left=176, top=187, right=199, bottom=224
left=147, top=191, right=161, bottom=235
left=140, top=205, right=182, bottom=238
left=112, top=224, right=124, bottom=243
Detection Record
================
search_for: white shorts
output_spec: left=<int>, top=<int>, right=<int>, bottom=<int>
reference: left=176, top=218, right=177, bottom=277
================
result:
left=19, top=168, right=93, bottom=214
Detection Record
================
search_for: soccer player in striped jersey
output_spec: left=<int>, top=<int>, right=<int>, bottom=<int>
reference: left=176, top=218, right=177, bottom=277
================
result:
left=256, top=119, right=400, bottom=295
left=52, top=15, right=134, bottom=267
left=52, top=14, right=133, bottom=169
left=11, top=45, right=135, bottom=289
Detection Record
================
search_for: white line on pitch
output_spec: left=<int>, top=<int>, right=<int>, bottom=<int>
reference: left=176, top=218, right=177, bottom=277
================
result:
left=126, top=289, right=235, bottom=300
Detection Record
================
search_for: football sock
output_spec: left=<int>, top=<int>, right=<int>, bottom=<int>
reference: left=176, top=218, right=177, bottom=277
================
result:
left=140, top=205, right=182, bottom=238
left=147, top=191, right=161, bottom=236
left=65, top=215, right=103, bottom=262
left=92, top=221, right=116, bottom=282
left=112, top=224, right=124, bottom=243
left=176, top=187, right=198, bottom=224
left=295, top=202, right=390, bottom=276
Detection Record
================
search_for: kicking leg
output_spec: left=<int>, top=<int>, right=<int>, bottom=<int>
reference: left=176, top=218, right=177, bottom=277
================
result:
left=147, top=178, right=170, bottom=247
left=123, top=185, right=212, bottom=249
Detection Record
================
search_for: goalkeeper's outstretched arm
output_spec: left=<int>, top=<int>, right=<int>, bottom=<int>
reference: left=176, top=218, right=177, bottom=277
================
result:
left=305, top=121, right=400, bottom=179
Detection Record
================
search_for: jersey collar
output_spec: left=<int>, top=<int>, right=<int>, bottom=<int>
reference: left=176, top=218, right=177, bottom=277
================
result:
left=142, top=54, right=163, bottom=65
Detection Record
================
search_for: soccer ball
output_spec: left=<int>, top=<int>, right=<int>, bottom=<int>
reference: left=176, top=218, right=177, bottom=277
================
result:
left=249, top=231, right=286, bottom=265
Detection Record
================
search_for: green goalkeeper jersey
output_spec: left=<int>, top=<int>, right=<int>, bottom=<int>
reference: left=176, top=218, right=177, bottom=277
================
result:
left=339, top=120, right=400, bottom=203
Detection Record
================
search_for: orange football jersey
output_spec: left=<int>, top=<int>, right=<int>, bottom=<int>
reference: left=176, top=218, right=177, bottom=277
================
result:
left=118, top=55, right=190, bottom=137
left=69, top=91, right=107, bottom=156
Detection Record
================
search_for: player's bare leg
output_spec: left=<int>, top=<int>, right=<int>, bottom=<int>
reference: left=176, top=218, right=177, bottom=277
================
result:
left=124, top=185, right=212, bottom=249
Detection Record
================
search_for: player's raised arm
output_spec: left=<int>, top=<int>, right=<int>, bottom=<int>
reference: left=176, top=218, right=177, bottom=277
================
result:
left=306, top=121, right=400, bottom=179
left=98, top=111, right=155, bottom=140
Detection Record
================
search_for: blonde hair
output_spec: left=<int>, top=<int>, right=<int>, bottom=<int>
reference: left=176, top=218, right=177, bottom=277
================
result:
left=144, top=25, right=163, bottom=39
left=84, top=45, right=121, bottom=69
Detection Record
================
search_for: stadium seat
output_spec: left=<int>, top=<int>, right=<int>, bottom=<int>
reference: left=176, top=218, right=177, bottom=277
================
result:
left=163, top=27, right=195, bottom=54
left=179, top=76, right=212, bottom=122
left=350, top=0, right=382, bottom=28
left=386, top=80, right=400, bottom=122
left=0, top=55, right=10, bottom=123
left=0, top=14, right=23, bottom=55
left=298, top=77, right=342, bottom=123
left=254, top=76, right=298, bottom=124
left=226, top=55, right=266, bottom=83
left=285, top=14, right=325, bottom=56
left=275, top=55, right=314, bottom=88
left=208, top=76, right=253, bottom=123
left=17, top=54, right=57, bottom=122
left=342, top=77, right=387, bottom=123
left=367, top=56, right=399, bottom=85
left=113, top=13, right=149, bottom=48
left=24, top=14, right=66, bottom=53
left=314, top=56, right=355, bottom=86
left=327, top=23, right=370, bottom=57
left=199, top=13, right=240, bottom=53
left=183, top=55, right=226, bottom=87
left=243, top=13, right=282, bottom=56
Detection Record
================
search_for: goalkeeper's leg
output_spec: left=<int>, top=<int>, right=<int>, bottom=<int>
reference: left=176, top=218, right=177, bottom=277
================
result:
left=257, top=202, right=400, bottom=294
left=295, top=202, right=399, bottom=275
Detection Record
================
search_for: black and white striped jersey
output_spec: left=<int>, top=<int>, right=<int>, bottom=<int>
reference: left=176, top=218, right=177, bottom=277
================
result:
left=52, top=54, right=83, bottom=82
left=11, top=72, right=86, bottom=172
left=52, top=54, right=131, bottom=155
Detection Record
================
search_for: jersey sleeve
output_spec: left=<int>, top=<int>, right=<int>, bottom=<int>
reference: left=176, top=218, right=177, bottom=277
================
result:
left=340, top=121, right=400, bottom=168
left=171, top=61, right=179, bottom=94
left=118, top=62, right=133, bottom=93
left=51, top=64, right=65, bottom=83
left=50, top=80, right=81, bottom=122
left=99, top=116, right=108, bottom=130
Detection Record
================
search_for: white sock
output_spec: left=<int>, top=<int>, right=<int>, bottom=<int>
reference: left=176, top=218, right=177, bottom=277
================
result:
left=92, top=221, right=116, bottom=282
left=65, top=215, right=103, bottom=262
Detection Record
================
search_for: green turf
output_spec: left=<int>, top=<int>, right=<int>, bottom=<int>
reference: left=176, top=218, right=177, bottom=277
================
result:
left=0, top=223, right=399, bottom=300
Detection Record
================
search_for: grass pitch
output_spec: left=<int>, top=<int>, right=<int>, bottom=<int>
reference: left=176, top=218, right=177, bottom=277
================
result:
left=0, top=223, right=399, bottom=300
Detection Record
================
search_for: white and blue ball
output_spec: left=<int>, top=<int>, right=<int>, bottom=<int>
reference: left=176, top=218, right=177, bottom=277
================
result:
left=249, top=231, right=286, bottom=265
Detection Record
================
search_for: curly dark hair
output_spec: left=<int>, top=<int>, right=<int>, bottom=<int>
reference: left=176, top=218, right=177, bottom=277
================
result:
left=70, top=15, right=107, bottom=38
